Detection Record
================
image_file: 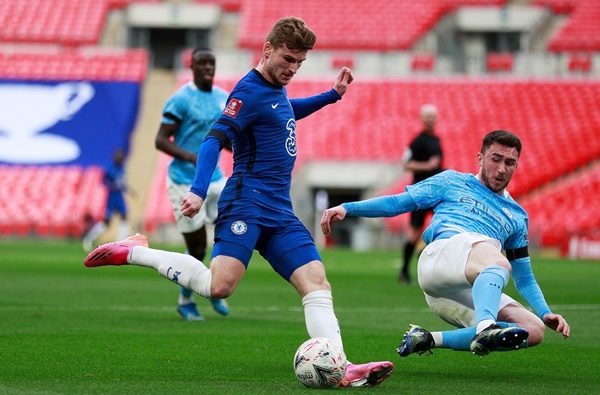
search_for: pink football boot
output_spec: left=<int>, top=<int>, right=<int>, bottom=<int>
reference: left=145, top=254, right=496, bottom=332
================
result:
left=84, top=234, right=148, bottom=268
left=339, top=361, right=394, bottom=388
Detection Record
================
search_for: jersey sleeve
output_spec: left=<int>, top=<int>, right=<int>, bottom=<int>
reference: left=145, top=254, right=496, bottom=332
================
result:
left=161, top=89, right=185, bottom=125
left=511, top=257, right=553, bottom=320
left=342, top=193, right=418, bottom=217
left=214, top=83, right=261, bottom=133
left=190, top=136, right=222, bottom=199
left=289, top=88, right=341, bottom=120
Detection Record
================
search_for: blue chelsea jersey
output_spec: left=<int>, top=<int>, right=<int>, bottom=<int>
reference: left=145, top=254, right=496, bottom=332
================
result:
left=161, top=81, right=229, bottom=184
left=211, top=70, right=300, bottom=212
left=407, top=170, right=529, bottom=251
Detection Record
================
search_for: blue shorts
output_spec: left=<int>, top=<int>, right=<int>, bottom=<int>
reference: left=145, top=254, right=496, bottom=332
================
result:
left=211, top=215, right=321, bottom=281
left=106, top=192, right=126, bottom=219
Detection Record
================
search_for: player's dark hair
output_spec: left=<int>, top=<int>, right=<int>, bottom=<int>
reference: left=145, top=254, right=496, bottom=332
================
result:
left=266, top=16, right=316, bottom=52
left=482, top=130, right=522, bottom=156
left=191, top=48, right=214, bottom=63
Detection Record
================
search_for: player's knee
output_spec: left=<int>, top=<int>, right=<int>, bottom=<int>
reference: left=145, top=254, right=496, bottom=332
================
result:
left=210, top=282, right=235, bottom=299
left=209, top=274, right=237, bottom=299
left=290, top=261, right=331, bottom=296
left=523, top=318, right=546, bottom=346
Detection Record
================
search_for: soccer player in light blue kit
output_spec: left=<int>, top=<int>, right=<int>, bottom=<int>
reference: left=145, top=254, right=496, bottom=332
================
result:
left=155, top=48, right=229, bottom=321
left=85, top=17, right=394, bottom=387
left=321, top=130, right=570, bottom=357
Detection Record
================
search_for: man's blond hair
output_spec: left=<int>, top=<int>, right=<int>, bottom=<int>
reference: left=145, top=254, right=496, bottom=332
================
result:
left=266, top=16, right=316, bottom=52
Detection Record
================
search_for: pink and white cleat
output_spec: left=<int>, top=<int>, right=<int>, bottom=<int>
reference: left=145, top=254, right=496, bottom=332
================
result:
left=84, top=234, right=148, bottom=268
left=338, top=361, right=394, bottom=388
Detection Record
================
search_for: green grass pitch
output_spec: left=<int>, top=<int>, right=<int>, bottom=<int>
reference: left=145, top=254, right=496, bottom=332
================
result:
left=1, top=238, right=599, bottom=394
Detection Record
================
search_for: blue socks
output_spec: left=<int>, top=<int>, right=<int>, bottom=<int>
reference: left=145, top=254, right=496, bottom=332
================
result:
left=473, top=265, right=509, bottom=331
left=436, top=265, right=529, bottom=351
left=180, top=285, right=193, bottom=299
left=440, top=322, right=527, bottom=351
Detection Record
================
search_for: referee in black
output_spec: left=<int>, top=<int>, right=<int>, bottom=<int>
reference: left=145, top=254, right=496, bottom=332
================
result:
left=399, top=104, right=443, bottom=284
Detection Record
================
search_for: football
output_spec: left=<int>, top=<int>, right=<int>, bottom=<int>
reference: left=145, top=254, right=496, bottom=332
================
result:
left=293, top=337, right=347, bottom=388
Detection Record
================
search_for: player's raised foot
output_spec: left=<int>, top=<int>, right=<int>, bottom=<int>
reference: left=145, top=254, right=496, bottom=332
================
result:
left=397, top=324, right=434, bottom=357
left=210, top=298, right=229, bottom=316
left=338, top=361, right=394, bottom=388
left=470, top=324, right=529, bottom=357
left=177, top=302, right=205, bottom=321
left=84, top=234, right=148, bottom=268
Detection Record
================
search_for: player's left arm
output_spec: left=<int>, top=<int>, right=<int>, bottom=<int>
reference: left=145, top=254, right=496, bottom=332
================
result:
left=289, top=67, right=353, bottom=120
left=509, top=251, right=570, bottom=338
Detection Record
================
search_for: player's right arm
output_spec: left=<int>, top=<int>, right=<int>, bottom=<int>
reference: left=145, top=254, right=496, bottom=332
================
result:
left=158, top=88, right=197, bottom=164
left=183, top=135, right=224, bottom=218
left=155, top=123, right=197, bottom=165
left=184, top=83, right=257, bottom=218
left=320, top=193, right=418, bottom=237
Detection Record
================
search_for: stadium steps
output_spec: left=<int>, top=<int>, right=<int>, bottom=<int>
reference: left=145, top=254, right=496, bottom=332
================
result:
left=103, top=69, right=176, bottom=243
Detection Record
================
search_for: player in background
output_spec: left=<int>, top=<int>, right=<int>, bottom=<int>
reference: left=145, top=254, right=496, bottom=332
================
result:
left=321, top=130, right=570, bottom=357
left=85, top=17, right=394, bottom=387
left=399, top=104, right=443, bottom=285
left=83, top=149, right=133, bottom=251
left=155, top=48, right=229, bottom=321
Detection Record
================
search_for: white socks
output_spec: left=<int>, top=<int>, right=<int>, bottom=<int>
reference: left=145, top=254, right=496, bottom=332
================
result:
left=117, top=221, right=130, bottom=241
left=129, top=247, right=213, bottom=298
left=85, top=221, right=107, bottom=243
left=302, top=290, right=344, bottom=352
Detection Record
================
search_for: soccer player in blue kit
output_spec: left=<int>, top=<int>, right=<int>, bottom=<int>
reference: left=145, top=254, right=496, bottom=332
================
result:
left=83, top=148, right=133, bottom=251
left=320, top=130, right=570, bottom=357
left=85, top=17, right=394, bottom=387
left=155, top=48, right=229, bottom=321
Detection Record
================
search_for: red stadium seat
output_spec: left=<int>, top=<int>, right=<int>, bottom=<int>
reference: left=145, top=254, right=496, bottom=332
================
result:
left=411, top=53, right=436, bottom=72
left=568, top=53, right=592, bottom=73
left=0, top=47, right=149, bottom=81
left=331, top=52, right=355, bottom=71
left=486, top=52, right=514, bottom=72
left=237, top=0, right=510, bottom=51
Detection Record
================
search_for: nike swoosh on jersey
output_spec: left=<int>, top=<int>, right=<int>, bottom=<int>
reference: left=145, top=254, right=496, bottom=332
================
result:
left=271, top=103, right=279, bottom=109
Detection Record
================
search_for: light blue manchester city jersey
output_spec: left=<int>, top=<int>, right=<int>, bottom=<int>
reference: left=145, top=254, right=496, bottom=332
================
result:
left=406, top=170, right=529, bottom=251
left=162, top=81, right=229, bottom=184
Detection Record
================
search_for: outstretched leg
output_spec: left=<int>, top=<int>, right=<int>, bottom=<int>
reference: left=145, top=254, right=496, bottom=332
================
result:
left=84, top=234, right=213, bottom=298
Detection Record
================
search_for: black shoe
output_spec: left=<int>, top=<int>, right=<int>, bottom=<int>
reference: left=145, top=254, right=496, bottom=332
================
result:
left=397, top=324, right=434, bottom=357
left=470, top=324, right=528, bottom=357
left=398, top=272, right=413, bottom=285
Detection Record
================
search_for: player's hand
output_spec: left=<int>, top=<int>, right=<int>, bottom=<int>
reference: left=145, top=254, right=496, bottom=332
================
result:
left=543, top=313, right=570, bottom=339
left=333, top=67, right=354, bottom=97
left=181, top=192, right=204, bottom=218
left=320, top=206, right=348, bottom=237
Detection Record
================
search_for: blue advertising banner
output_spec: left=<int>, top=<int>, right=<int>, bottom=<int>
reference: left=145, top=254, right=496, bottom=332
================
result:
left=0, top=80, right=141, bottom=168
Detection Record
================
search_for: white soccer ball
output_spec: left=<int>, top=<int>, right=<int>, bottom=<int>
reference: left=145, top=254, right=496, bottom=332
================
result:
left=293, top=337, right=347, bottom=388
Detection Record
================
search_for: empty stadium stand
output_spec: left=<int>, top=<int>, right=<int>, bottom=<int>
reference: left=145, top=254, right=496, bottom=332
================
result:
left=520, top=164, right=600, bottom=248
left=0, top=165, right=105, bottom=238
left=0, top=47, right=148, bottom=81
left=533, top=0, right=600, bottom=52
left=237, top=0, right=508, bottom=51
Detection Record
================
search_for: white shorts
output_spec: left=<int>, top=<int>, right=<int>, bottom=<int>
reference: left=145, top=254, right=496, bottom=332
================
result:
left=166, top=175, right=226, bottom=234
left=417, top=232, right=522, bottom=328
